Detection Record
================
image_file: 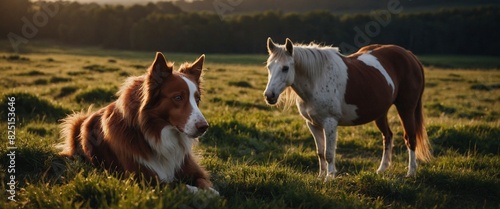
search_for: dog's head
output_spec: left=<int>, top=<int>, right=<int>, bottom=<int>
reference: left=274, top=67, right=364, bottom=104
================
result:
left=140, top=53, right=208, bottom=139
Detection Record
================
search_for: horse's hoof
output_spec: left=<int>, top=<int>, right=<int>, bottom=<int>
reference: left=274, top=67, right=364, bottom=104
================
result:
left=405, top=170, right=416, bottom=178
left=323, top=173, right=336, bottom=182
left=376, top=168, right=386, bottom=175
left=317, top=171, right=327, bottom=180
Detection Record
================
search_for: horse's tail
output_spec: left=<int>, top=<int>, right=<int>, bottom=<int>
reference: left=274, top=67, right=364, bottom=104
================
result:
left=415, top=98, right=432, bottom=162
left=414, top=60, right=432, bottom=163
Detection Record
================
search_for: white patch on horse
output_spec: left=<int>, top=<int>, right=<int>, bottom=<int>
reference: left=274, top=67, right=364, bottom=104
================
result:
left=339, top=103, right=358, bottom=125
left=357, top=53, right=395, bottom=95
left=292, top=48, right=359, bottom=125
left=407, top=149, right=417, bottom=177
left=326, top=54, right=358, bottom=125
left=377, top=147, right=392, bottom=174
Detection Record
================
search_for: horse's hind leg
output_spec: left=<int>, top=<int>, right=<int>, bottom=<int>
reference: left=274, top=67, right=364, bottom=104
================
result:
left=395, top=105, right=418, bottom=177
left=375, top=115, right=393, bottom=174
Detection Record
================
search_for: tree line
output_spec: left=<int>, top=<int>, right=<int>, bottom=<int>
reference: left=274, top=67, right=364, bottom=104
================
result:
left=174, top=0, right=493, bottom=13
left=2, top=1, right=499, bottom=55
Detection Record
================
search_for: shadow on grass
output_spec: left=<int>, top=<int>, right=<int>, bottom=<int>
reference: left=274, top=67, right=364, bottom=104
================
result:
left=202, top=119, right=287, bottom=162
left=0, top=92, right=69, bottom=124
left=82, top=64, right=120, bottom=73
left=202, top=118, right=317, bottom=170
left=425, top=102, right=498, bottom=121
left=218, top=164, right=368, bottom=209
left=75, top=87, right=118, bottom=105
left=56, top=86, right=78, bottom=99
left=202, top=116, right=388, bottom=175
left=0, top=146, right=67, bottom=187
left=1, top=148, right=226, bottom=209
left=224, top=100, right=270, bottom=111
left=420, top=169, right=499, bottom=208
left=428, top=124, right=500, bottom=155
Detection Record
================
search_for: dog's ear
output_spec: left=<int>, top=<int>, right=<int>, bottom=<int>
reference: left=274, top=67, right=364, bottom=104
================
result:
left=180, top=54, right=204, bottom=81
left=149, top=52, right=172, bottom=81
left=142, top=52, right=172, bottom=107
left=147, top=52, right=172, bottom=90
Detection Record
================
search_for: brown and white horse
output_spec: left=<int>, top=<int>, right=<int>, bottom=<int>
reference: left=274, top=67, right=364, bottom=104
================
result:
left=264, top=38, right=432, bottom=179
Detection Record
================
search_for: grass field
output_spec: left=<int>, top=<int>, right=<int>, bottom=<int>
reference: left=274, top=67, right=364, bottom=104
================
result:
left=0, top=42, right=499, bottom=208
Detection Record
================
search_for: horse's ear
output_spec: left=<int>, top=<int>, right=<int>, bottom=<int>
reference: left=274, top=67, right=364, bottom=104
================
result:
left=267, top=37, right=277, bottom=54
left=285, top=38, right=293, bottom=56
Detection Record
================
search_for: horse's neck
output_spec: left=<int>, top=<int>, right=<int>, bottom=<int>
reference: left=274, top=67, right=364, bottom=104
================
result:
left=291, top=48, right=346, bottom=102
left=291, top=53, right=324, bottom=101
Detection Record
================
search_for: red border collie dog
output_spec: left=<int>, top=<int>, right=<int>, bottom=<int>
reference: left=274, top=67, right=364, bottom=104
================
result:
left=58, top=52, right=217, bottom=194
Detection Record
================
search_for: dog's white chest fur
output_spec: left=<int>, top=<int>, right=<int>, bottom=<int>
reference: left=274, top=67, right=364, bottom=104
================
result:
left=136, top=126, right=194, bottom=182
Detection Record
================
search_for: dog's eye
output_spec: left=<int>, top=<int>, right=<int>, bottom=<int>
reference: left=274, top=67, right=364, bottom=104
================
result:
left=173, top=95, right=183, bottom=102
left=195, top=95, right=201, bottom=103
left=282, top=66, right=289, bottom=73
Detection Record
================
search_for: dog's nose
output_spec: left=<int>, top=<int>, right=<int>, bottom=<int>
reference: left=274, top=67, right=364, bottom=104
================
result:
left=195, top=121, right=209, bottom=133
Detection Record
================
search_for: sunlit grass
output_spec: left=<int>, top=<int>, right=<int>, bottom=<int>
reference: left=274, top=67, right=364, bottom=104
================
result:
left=0, top=43, right=498, bottom=208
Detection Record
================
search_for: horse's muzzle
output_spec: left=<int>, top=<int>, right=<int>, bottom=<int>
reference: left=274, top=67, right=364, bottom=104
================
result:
left=264, top=91, right=278, bottom=105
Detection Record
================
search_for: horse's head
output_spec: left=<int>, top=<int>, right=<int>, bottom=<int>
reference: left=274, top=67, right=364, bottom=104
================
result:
left=264, top=37, right=295, bottom=105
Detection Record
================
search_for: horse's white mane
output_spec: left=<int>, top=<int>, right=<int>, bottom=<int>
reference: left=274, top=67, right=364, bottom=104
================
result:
left=291, top=43, right=341, bottom=80
left=269, top=42, right=342, bottom=109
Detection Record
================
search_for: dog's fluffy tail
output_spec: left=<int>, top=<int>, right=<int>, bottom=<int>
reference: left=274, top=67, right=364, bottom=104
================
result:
left=57, top=109, right=92, bottom=157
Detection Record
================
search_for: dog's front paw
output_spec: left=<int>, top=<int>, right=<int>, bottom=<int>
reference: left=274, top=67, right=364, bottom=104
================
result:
left=185, top=184, right=199, bottom=193
left=185, top=185, right=219, bottom=196
left=207, top=187, right=219, bottom=196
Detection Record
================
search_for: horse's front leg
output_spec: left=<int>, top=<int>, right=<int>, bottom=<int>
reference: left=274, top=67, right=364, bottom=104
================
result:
left=307, top=122, right=327, bottom=178
left=323, top=118, right=339, bottom=180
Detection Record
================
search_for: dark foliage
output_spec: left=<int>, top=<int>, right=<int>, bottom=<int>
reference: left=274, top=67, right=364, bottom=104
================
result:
left=1, top=1, right=499, bottom=55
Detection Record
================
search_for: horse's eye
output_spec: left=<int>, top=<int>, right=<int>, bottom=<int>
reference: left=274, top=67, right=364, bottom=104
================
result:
left=282, top=66, right=289, bottom=73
